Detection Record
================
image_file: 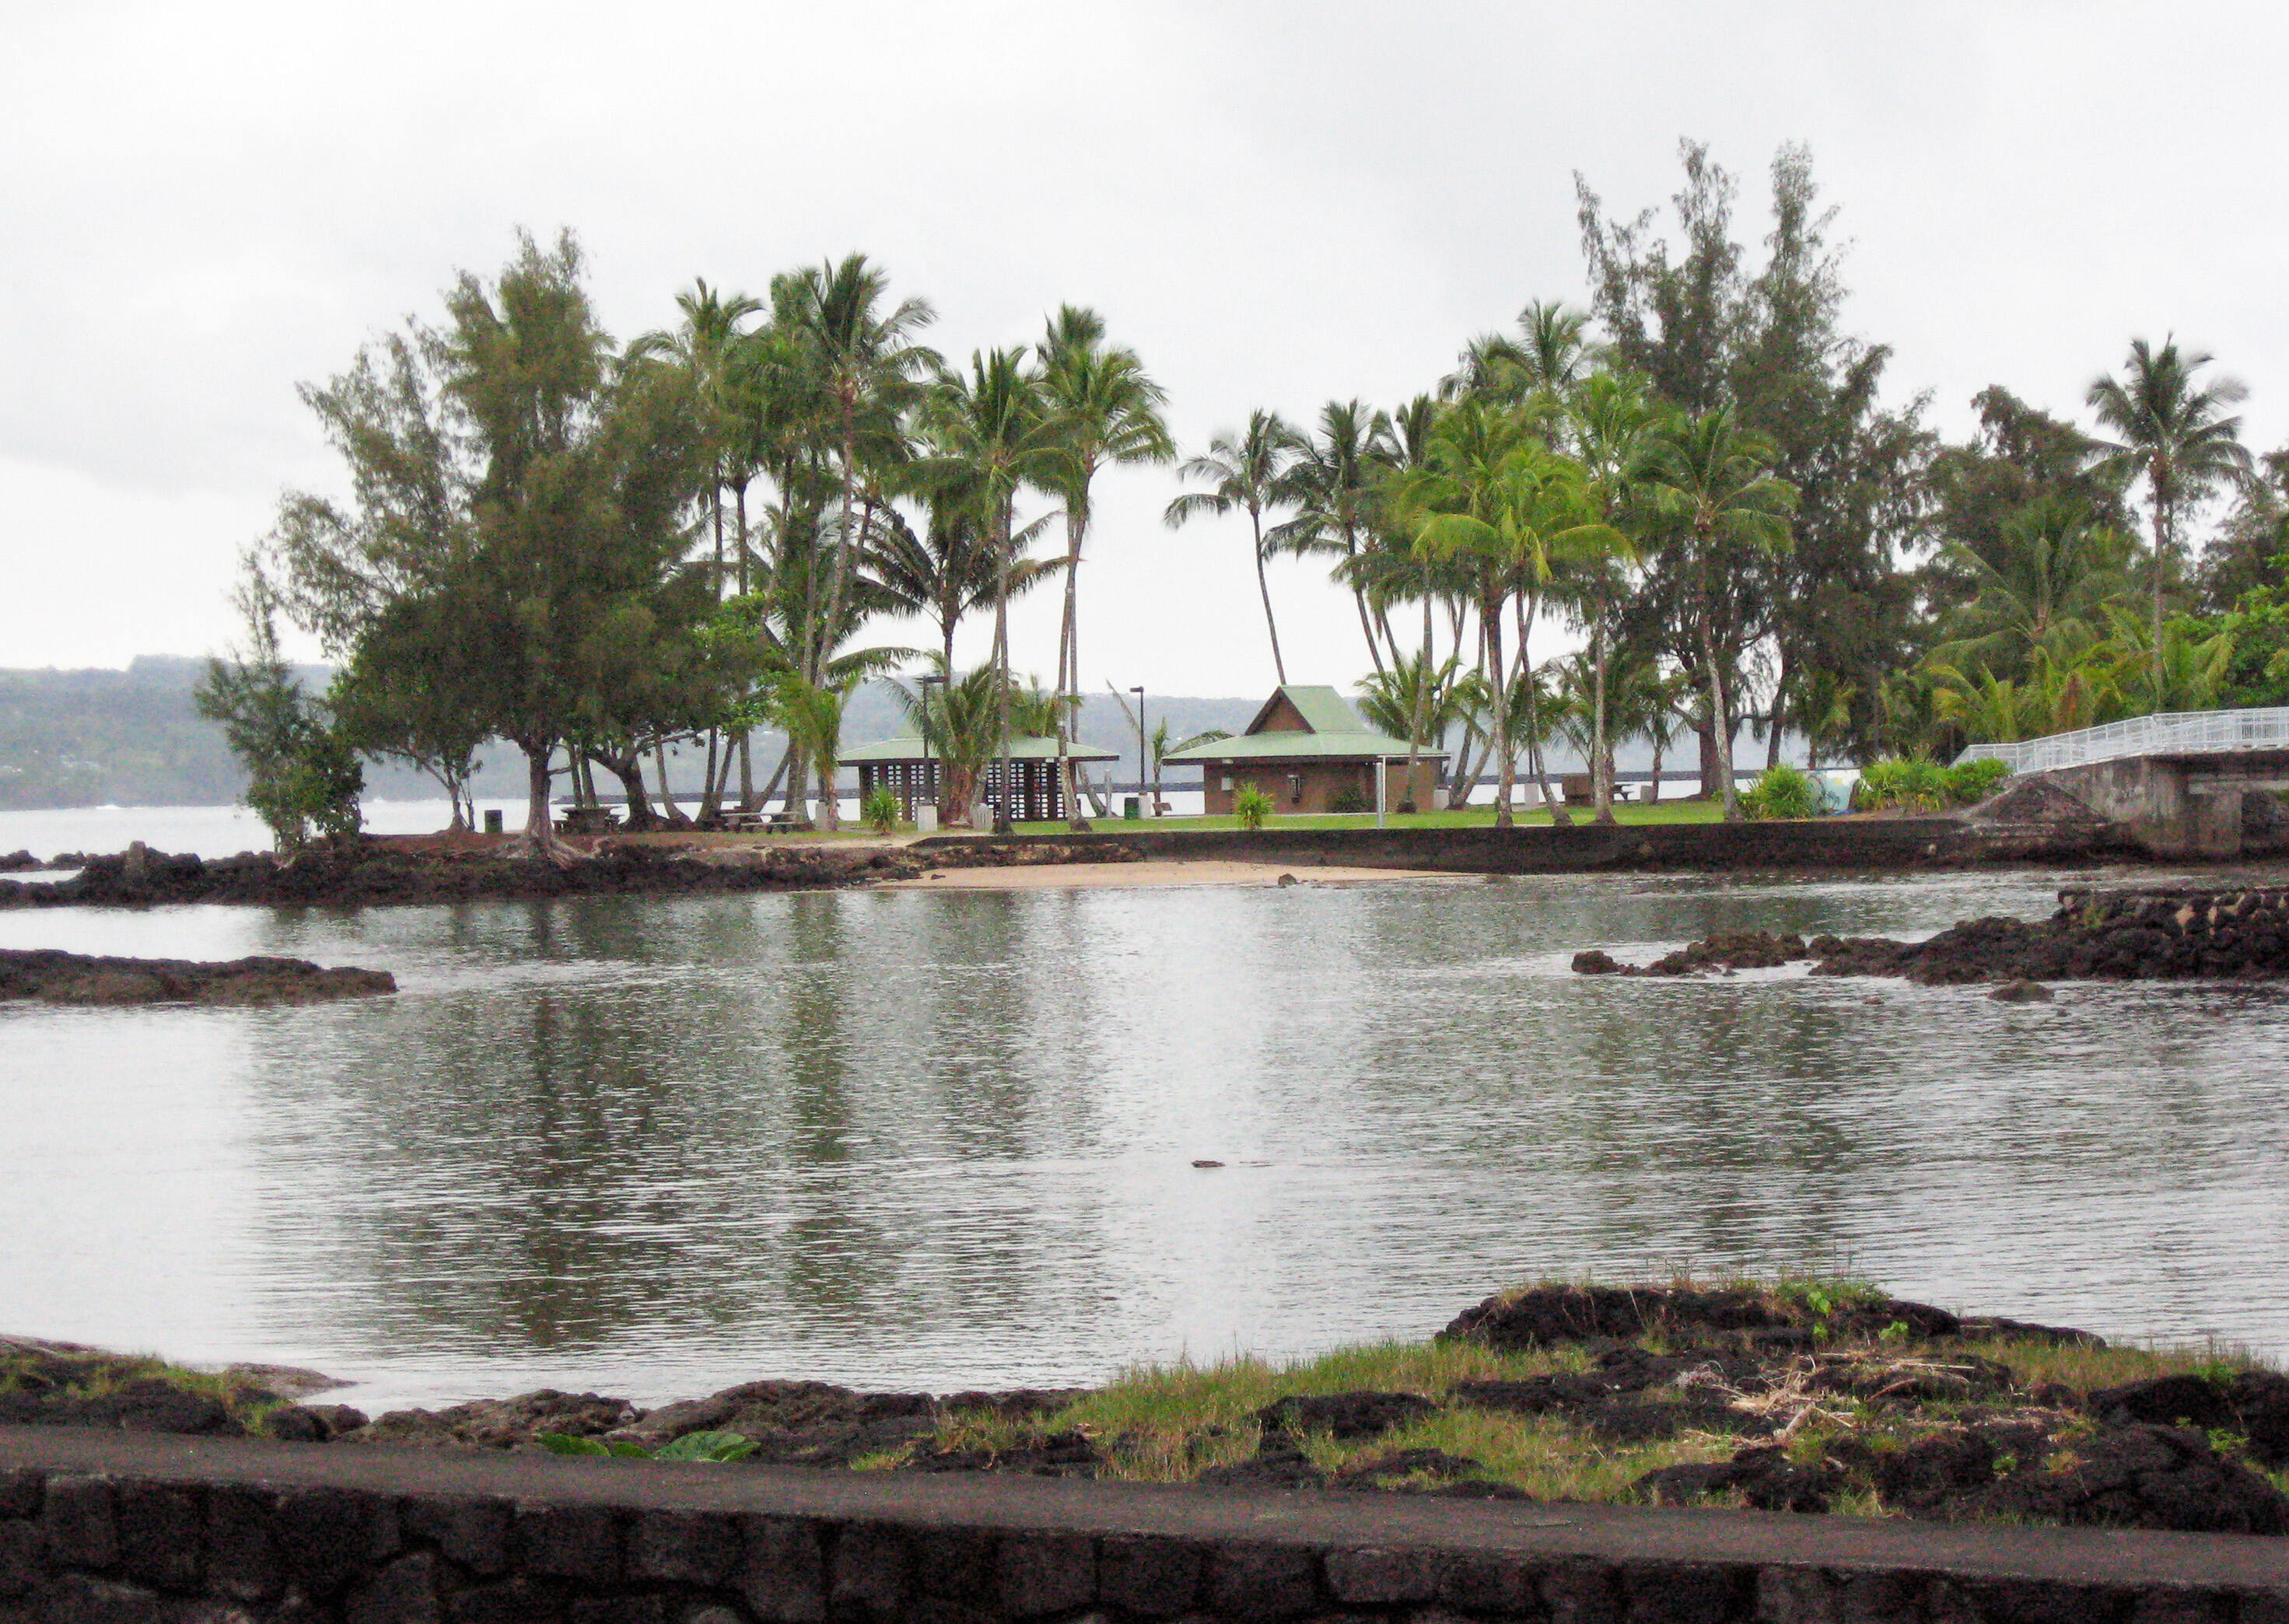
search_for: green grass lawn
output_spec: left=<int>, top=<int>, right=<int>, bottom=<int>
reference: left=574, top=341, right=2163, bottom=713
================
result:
left=1006, top=798, right=1732, bottom=835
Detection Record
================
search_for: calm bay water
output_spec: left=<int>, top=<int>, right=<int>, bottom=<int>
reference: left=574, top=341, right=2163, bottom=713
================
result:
left=3, top=858, right=2287, bottom=1410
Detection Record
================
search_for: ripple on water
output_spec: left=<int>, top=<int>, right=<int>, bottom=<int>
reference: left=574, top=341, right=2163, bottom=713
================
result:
left=1, top=862, right=2287, bottom=1409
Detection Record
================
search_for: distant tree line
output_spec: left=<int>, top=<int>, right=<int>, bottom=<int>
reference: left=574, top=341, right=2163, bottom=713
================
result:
left=195, top=139, right=2289, bottom=847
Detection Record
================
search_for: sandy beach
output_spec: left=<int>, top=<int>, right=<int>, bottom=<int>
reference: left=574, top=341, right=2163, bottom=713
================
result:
left=884, top=859, right=1457, bottom=891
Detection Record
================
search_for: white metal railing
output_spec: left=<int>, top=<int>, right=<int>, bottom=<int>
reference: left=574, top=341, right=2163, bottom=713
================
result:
left=1955, top=707, right=2289, bottom=775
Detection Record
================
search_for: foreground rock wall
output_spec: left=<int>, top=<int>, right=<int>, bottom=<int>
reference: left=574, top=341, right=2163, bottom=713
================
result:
left=3, top=1426, right=2285, bottom=1624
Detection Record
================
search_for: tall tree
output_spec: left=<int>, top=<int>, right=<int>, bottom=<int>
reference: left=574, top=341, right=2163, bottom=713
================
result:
left=1273, top=400, right=1393, bottom=674
left=922, top=349, right=1061, bottom=830
left=2087, top=336, right=2254, bottom=702
left=1038, top=306, right=1173, bottom=827
left=772, top=255, right=938, bottom=688
left=271, top=230, right=712, bottom=854
left=1164, top=410, right=1300, bottom=684
left=1641, top=406, right=1798, bottom=821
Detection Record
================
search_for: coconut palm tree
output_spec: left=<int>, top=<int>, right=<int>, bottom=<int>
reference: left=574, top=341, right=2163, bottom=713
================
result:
left=920, top=349, right=1062, bottom=829
left=772, top=255, right=938, bottom=685
left=1038, top=306, right=1173, bottom=827
left=2087, top=337, right=2253, bottom=704
left=1391, top=401, right=1555, bottom=824
left=1931, top=495, right=2131, bottom=681
left=1272, top=400, right=1393, bottom=674
left=865, top=498, right=1060, bottom=672
left=1165, top=410, right=1300, bottom=684
left=1563, top=370, right=1654, bottom=821
left=1641, top=406, right=1799, bottom=821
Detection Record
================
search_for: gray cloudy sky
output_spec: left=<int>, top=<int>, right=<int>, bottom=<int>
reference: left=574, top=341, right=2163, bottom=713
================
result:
left=3, top=0, right=2281, bottom=695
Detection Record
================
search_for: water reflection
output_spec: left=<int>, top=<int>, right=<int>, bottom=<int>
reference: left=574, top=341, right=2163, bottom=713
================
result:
left=2, top=865, right=2287, bottom=1406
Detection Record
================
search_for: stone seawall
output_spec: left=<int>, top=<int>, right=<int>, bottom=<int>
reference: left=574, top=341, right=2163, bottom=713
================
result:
left=917, top=815, right=2133, bottom=877
left=3, top=1427, right=2284, bottom=1624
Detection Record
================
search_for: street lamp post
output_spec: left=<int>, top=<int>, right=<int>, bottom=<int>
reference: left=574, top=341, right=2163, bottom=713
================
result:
left=1132, top=685, right=1145, bottom=817
left=918, top=673, right=945, bottom=828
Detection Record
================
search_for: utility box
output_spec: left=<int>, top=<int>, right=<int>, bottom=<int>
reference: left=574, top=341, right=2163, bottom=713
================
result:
left=482, top=809, right=503, bottom=835
left=1122, top=796, right=1140, bottom=821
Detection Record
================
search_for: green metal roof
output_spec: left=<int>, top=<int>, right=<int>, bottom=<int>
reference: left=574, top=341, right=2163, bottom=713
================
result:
left=1162, top=730, right=1440, bottom=762
left=1161, top=684, right=1444, bottom=762
left=840, top=733, right=1120, bottom=764
left=1269, top=684, right=1371, bottom=736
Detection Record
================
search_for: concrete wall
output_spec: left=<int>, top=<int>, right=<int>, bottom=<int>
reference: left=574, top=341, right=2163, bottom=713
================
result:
left=2019, top=759, right=2282, bottom=860
left=3, top=1427, right=2284, bottom=1624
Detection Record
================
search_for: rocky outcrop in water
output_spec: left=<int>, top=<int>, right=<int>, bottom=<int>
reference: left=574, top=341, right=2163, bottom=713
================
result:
left=0, top=947, right=395, bottom=1005
left=1573, top=887, right=2289, bottom=984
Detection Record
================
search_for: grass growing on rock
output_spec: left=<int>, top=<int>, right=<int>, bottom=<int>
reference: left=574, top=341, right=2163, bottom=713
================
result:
left=883, top=1276, right=2289, bottom=1524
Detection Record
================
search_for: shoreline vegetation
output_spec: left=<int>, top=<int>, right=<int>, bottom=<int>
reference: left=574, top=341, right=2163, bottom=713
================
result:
left=160, top=141, right=2289, bottom=863
left=8, top=1279, right=2287, bottom=1537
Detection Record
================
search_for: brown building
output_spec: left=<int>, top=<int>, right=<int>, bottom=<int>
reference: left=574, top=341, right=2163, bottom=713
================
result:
left=1162, top=685, right=1446, bottom=815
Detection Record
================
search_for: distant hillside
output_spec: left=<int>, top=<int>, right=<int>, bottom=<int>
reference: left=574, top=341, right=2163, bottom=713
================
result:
left=0, top=659, right=1269, bottom=810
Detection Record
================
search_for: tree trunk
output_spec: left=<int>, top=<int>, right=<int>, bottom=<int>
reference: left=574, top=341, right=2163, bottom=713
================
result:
left=1591, top=604, right=1614, bottom=824
left=518, top=744, right=573, bottom=863
left=1486, top=600, right=1513, bottom=828
left=1251, top=509, right=1286, bottom=684
left=2152, top=492, right=2170, bottom=709
left=1699, top=619, right=1741, bottom=821
left=1404, top=566, right=1433, bottom=813
left=992, top=499, right=1016, bottom=833
left=1057, top=489, right=1089, bottom=830
left=1520, top=590, right=1566, bottom=826
left=654, top=742, right=692, bottom=828
left=1648, top=730, right=1664, bottom=803
left=598, top=751, right=659, bottom=831
left=699, top=730, right=723, bottom=823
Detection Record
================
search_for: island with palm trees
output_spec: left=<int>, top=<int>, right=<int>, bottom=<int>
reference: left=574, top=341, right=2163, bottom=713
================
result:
left=149, top=139, right=2280, bottom=884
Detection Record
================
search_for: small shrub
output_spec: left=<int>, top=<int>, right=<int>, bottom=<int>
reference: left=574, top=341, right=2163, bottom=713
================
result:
left=860, top=786, right=901, bottom=835
left=1328, top=786, right=1370, bottom=814
left=1233, top=784, right=1274, bottom=832
left=1856, top=757, right=1949, bottom=812
left=1742, top=763, right=1822, bottom=821
left=540, top=1429, right=760, bottom=1462
left=1945, top=757, right=2010, bottom=805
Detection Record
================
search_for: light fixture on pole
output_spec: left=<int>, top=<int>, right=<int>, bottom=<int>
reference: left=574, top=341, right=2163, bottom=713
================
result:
left=1131, top=685, right=1145, bottom=817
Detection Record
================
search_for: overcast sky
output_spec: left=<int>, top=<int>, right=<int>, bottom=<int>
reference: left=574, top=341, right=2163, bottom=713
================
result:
left=3, top=0, right=2283, bottom=696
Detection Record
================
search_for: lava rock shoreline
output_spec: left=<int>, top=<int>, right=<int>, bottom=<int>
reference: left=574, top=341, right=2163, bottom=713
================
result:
left=11, top=1283, right=2289, bottom=1537
left=1573, top=886, right=2289, bottom=984
left=0, top=947, right=395, bottom=1005
left=0, top=838, right=1139, bottom=911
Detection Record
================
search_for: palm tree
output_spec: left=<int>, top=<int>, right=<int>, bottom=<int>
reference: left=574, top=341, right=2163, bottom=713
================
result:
left=2087, top=337, right=2253, bottom=704
left=1641, top=406, right=1799, bottom=821
left=772, top=254, right=939, bottom=686
left=892, top=659, right=1006, bottom=826
left=1932, top=496, right=2130, bottom=681
left=921, top=349, right=1061, bottom=830
left=866, top=498, right=1059, bottom=672
left=1391, top=401, right=1548, bottom=824
left=1273, top=400, right=1392, bottom=674
left=1038, top=306, right=1173, bottom=827
left=1165, top=410, right=1299, bottom=683
left=1563, top=370, right=1654, bottom=821
left=631, top=279, right=765, bottom=589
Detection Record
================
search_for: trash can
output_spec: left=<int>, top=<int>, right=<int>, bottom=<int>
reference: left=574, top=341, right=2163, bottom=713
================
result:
left=482, top=809, right=503, bottom=835
left=1122, top=796, right=1140, bottom=821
